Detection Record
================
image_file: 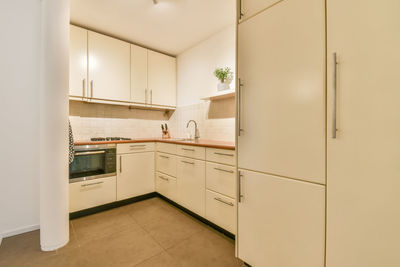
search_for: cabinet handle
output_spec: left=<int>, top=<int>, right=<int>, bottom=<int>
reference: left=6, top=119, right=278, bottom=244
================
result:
left=81, top=181, right=104, bottom=187
left=150, top=89, right=153, bottom=104
left=75, top=150, right=105, bottom=156
left=145, top=88, right=148, bottom=104
left=238, top=0, right=244, bottom=20
left=130, top=144, right=146, bottom=149
left=181, top=148, right=195, bottom=152
left=238, top=171, right=243, bottom=202
left=332, top=53, right=338, bottom=139
left=159, top=176, right=169, bottom=181
left=214, top=152, right=234, bottom=157
left=82, top=79, right=86, bottom=99
left=214, top=167, right=234, bottom=173
left=214, top=197, right=234, bottom=206
left=159, top=155, right=170, bottom=159
left=238, top=78, right=244, bottom=136
left=120, top=156, right=122, bottom=173
left=181, top=160, right=194, bottom=165
left=90, top=80, right=94, bottom=98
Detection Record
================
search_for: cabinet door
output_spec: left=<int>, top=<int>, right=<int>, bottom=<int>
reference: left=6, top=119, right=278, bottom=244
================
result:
left=326, top=1, right=400, bottom=267
left=148, top=50, right=176, bottom=107
left=88, top=31, right=130, bottom=102
left=117, top=152, right=155, bottom=200
left=177, top=157, right=205, bottom=217
left=238, top=0, right=325, bottom=184
left=69, top=25, right=87, bottom=98
left=238, top=170, right=325, bottom=267
left=155, top=172, right=178, bottom=202
left=131, top=44, right=148, bottom=104
left=239, top=0, right=282, bottom=22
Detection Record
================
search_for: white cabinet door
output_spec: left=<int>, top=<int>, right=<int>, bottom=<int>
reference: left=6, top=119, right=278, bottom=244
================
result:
left=177, top=157, right=205, bottom=217
left=326, top=1, right=400, bottom=267
left=88, top=31, right=130, bottom=102
left=69, top=25, right=87, bottom=98
left=155, top=172, right=178, bottom=202
left=117, top=152, right=155, bottom=200
left=239, top=0, right=282, bottom=22
left=238, top=0, right=325, bottom=184
left=148, top=50, right=176, bottom=107
left=131, top=44, right=148, bottom=104
left=238, top=170, right=325, bottom=267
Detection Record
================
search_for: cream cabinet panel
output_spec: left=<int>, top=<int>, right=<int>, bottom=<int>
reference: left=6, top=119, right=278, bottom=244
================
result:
left=206, top=148, right=236, bottom=166
left=177, top=157, right=205, bottom=217
left=117, top=142, right=154, bottom=154
left=155, top=172, right=178, bottom=202
left=238, top=0, right=325, bottom=184
left=156, top=152, right=177, bottom=177
left=205, top=190, right=236, bottom=233
left=176, top=145, right=205, bottom=160
left=88, top=31, right=130, bottom=102
left=157, top=142, right=177, bottom=154
left=206, top=162, right=236, bottom=199
left=148, top=50, right=176, bottom=107
left=69, top=176, right=116, bottom=213
left=238, top=170, right=325, bottom=267
left=131, top=44, right=148, bottom=104
left=239, top=0, right=282, bottom=22
left=117, top=152, right=155, bottom=201
left=326, top=1, right=400, bottom=267
left=69, top=25, right=87, bottom=98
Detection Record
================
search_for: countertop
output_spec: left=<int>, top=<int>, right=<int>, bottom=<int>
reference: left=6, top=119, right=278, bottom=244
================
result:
left=74, top=138, right=235, bottom=150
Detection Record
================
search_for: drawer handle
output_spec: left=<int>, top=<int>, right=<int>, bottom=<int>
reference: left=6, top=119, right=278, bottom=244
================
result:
left=182, top=148, right=195, bottom=152
left=130, top=144, right=146, bottom=147
left=159, top=176, right=169, bottom=181
left=214, top=152, right=234, bottom=157
left=214, top=167, right=234, bottom=174
left=181, top=160, right=195, bottom=165
left=81, top=181, right=104, bottom=187
left=159, top=155, right=170, bottom=159
left=214, top=197, right=234, bottom=206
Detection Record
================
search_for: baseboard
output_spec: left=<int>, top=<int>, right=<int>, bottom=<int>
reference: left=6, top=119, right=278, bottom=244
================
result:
left=1, top=224, right=40, bottom=239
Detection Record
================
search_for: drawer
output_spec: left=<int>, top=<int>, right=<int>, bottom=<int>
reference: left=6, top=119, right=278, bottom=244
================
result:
left=157, top=142, right=177, bottom=154
left=155, top=172, right=177, bottom=201
left=177, top=145, right=205, bottom=160
left=156, top=152, right=177, bottom=177
left=206, top=162, right=236, bottom=199
left=117, top=142, right=155, bottom=154
left=206, top=148, right=236, bottom=166
left=205, top=189, right=236, bottom=234
left=69, top=176, right=116, bottom=213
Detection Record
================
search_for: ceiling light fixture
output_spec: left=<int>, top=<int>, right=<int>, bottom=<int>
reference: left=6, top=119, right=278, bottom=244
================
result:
left=153, top=0, right=158, bottom=4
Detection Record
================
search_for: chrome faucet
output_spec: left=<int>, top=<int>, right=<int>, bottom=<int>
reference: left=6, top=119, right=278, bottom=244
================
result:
left=186, top=120, right=200, bottom=139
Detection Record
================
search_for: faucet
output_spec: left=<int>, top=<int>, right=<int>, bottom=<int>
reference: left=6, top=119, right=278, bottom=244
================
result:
left=186, top=120, right=200, bottom=139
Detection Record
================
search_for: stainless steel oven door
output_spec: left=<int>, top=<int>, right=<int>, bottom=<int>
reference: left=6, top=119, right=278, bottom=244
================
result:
left=69, top=144, right=116, bottom=183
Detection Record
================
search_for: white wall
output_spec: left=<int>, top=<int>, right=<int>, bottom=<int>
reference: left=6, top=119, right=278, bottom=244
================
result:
left=0, top=1, right=41, bottom=239
left=177, top=25, right=236, bottom=106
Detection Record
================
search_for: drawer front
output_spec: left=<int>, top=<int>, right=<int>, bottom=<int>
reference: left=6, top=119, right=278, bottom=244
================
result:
left=69, top=176, right=116, bottom=213
left=206, top=162, right=236, bottom=199
left=177, top=157, right=206, bottom=217
left=157, top=142, right=177, bottom=154
left=206, top=189, right=236, bottom=234
left=155, top=172, right=177, bottom=201
left=206, top=148, right=236, bottom=166
left=117, top=142, right=155, bottom=154
left=177, top=145, right=205, bottom=160
left=156, top=152, right=177, bottom=177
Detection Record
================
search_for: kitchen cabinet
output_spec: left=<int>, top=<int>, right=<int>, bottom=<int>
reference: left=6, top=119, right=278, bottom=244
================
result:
left=176, top=145, right=205, bottom=160
left=205, top=190, right=236, bottom=233
left=156, top=152, right=177, bottom=177
left=206, top=147, right=236, bottom=166
left=326, top=1, right=400, bottom=266
left=117, top=143, right=155, bottom=200
left=206, top=162, right=236, bottom=199
left=148, top=50, right=176, bottom=107
left=131, top=44, right=148, bottom=104
left=88, top=31, right=130, bottom=102
left=155, top=172, right=178, bottom=202
left=177, top=156, right=206, bottom=217
left=238, top=0, right=282, bottom=22
left=69, top=25, right=87, bottom=99
left=238, top=170, right=325, bottom=267
left=238, top=0, right=325, bottom=184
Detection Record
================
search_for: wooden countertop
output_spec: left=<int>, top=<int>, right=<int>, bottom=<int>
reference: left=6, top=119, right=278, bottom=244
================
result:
left=74, top=138, right=235, bottom=150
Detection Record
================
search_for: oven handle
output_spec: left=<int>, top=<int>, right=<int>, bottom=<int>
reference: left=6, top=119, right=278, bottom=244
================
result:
left=74, top=150, right=106, bottom=156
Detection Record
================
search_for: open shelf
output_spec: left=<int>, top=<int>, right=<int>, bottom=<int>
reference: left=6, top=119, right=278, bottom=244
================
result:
left=201, top=90, right=235, bottom=101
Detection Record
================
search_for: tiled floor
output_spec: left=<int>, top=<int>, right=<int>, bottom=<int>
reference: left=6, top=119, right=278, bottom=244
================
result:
left=0, top=197, right=244, bottom=267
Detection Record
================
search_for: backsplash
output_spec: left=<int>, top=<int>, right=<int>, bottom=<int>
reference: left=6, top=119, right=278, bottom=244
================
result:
left=69, top=98, right=235, bottom=142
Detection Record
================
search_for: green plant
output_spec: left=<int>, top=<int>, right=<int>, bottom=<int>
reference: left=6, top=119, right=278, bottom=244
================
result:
left=214, top=67, right=232, bottom=83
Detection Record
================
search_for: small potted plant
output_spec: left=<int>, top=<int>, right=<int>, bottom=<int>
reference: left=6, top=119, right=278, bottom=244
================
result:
left=214, top=67, right=233, bottom=91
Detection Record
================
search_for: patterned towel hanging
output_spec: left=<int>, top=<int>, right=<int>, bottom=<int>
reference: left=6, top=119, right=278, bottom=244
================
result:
left=69, top=120, right=75, bottom=164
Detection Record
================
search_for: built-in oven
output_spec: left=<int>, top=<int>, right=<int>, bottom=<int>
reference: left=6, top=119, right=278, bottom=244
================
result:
left=69, top=144, right=116, bottom=183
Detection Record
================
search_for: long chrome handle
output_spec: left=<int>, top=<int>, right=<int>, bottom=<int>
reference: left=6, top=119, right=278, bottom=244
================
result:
left=82, top=79, right=86, bottom=99
left=181, top=160, right=195, bottom=165
left=333, top=53, right=338, bottom=139
left=214, top=152, right=234, bottom=157
left=238, top=171, right=243, bottom=202
left=182, top=148, right=195, bottom=152
left=150, top=90, right=153, bottom=104
left=238, top=0, right=244, bottom=20
left=81, top=181, right=104, bottom=187
left=238, top=78, right=244, bottom=136
left=90, top=80, right=94, bottom=98
left=130, top=144, right=146, bottom=148
left=214, top=197, right=234, bottom=206
left=159, top=155, right=170, bottom=159
left=75, top=151, right=105, bottom=156
left=159, top=176, right=169, bottom=181
left=214, top=167, right=234, bottom=174
left=145, top=88, right=148, bottom=104
left=120, top=156, right=122, bottom=173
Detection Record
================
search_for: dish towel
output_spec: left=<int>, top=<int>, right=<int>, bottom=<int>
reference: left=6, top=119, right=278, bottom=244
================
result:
left=69, top=120, right=75, bottom=164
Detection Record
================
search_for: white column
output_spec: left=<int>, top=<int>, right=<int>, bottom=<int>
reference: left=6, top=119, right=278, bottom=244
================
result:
left=39, top=0, right=70, bottom=251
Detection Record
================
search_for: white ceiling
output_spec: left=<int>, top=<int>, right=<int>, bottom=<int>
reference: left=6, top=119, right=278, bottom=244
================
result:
left=70, top=0, right=236, bottom=56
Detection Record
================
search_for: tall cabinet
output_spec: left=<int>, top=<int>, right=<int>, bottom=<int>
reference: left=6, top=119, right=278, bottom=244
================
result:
left=237, top=0, right=326, bottom=266
left=69, top=25, right=87, bottom=99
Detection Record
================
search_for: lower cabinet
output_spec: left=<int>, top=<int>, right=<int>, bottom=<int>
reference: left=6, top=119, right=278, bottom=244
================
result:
left=205, top=189, right=236, bottom=233
left=177, top=156, right=206, bottom=217
left=155, top=172, right=178, bottom=201
left=238, top=170, right=325, bottom=267
left=69, top=176, right=116, bottom=213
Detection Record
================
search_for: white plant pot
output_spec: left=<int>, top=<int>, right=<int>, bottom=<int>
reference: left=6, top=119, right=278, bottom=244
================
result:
left=217, top=82, right=230, bottom=91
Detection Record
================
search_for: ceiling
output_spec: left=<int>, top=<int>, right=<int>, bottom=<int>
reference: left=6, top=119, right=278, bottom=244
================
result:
left=70, top=0, right=236, bottom=56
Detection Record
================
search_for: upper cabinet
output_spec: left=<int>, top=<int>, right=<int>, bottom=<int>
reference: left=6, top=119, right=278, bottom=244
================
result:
left=88, top=31, right=130, bottom=102
left=148, top=50, right=177, bottom=107
left=239, top=0, right=282, bottom=22
left=131, top=44, right=148, bottom=104
left=69, top=25, right=87, bottom=98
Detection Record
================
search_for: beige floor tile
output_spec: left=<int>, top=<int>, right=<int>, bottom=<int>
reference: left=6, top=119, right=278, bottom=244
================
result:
left=26, top=247, right=88, bottom=267
left=134, top=251, right=180, bottom=267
